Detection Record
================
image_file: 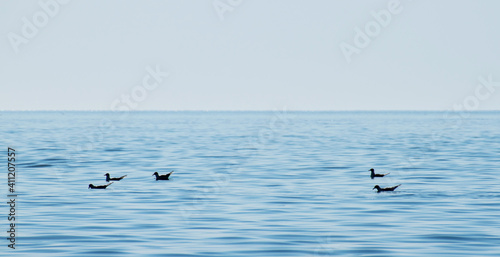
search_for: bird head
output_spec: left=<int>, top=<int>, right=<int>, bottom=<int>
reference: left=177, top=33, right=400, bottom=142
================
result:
left=104, top=173, right=110, bottom=176
left=369, top=168, right=374, bottom=172
left=373, top=185, right=380, bottom=190
left=152, top=172, right=158, bottom=176
left=88, top=184, right=93, bottom=189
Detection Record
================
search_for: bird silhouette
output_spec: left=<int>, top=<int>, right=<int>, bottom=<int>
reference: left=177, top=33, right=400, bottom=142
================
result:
left=373, top=184, right=401, bottom=193
left=153, top=171, right=174, bottom=181
left=370, top=168, right=390, bottom=179
left=105, top=173, right=127, bottom=182
left=88, top=182, right=113, bottom=189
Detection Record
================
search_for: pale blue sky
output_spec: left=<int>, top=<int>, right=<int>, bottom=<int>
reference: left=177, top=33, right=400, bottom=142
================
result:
left=1, top=0, right=499, bottom=110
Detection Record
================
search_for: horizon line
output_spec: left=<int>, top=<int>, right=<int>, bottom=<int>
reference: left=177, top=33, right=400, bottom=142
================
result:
left=2, top=109, right=500, bottom=112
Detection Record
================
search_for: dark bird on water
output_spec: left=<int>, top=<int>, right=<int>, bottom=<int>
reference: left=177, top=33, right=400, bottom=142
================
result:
left=105, top=173, right=127, bottom=182
left=88, top=182, right=113, bottom=189
left=373, top=184, right=401, bottom=193
left=153, top=171, right=174, bottom=180
left=370, top=168, right=390, bottom=179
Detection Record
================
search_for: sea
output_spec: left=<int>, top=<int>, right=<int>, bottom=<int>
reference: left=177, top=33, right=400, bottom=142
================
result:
left=1, top=111, right=499, bottom=256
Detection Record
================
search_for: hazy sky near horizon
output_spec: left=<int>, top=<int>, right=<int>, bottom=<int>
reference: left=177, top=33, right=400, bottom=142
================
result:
left=1, top=0, right=500, bottom=110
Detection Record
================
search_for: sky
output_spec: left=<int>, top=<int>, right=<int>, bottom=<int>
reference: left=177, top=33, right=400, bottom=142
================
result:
left=1, top=0, right=500, bottom=111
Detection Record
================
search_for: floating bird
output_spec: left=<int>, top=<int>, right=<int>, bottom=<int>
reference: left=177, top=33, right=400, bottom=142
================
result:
left=153, top=171, right=174, bottom=181
left=105, top=173, right=127, bottom=182
left=373, top=184, right=401, bottom=193
left=370, top=168, right=390, bottom=179
left=88, top=182, right=113, bottom=189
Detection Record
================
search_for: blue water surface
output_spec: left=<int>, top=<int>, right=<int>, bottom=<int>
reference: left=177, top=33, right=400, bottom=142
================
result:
left=1, top=111, right=499, bottom=256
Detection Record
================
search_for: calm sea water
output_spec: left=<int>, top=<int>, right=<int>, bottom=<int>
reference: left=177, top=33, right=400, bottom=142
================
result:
left=1, top=111, right=499, bottom=256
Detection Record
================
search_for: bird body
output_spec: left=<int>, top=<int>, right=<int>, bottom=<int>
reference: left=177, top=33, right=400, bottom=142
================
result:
left=105, top=173, right=127, bottom=182
left=370, top=168, right=389, bottom=179
left=89, top=182, right=113, bottom=189
left=153, top=171, right=174, bottom=180
left=373, top=184, right=401, bottom=193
